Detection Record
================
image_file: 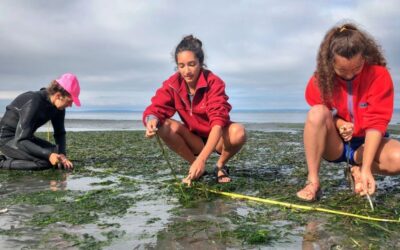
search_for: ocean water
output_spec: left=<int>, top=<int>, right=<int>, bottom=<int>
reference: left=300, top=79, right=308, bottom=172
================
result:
left=57, top=110, right=309, bottom=131
left=1, top=109, right=399, bottom=124
left=64, top=110, right=309, bottom=123
left=2, top=109, right=400, bottom=132
left=64, top=109, right=400, bottom=124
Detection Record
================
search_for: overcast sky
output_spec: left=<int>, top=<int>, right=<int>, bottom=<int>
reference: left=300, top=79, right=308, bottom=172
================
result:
left=0, top=0, right=399, bottom=112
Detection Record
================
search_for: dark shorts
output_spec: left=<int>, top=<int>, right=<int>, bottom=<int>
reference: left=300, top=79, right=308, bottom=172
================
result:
left=327, top=133, right=389, bottom=165
left=193, top=136, right=221, bottom=156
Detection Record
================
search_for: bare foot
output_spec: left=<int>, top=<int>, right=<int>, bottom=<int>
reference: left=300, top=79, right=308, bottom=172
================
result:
left=296, top=182, right=321, bottom=202
left=351, top=166, right=363, bottom=194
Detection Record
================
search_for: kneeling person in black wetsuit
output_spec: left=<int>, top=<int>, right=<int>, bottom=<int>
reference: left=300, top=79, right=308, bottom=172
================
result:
left=0, top=73, right=81, bottom=170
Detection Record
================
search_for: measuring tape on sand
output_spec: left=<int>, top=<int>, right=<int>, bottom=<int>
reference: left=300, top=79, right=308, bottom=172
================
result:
left=199, top=187, right=400, bottom=223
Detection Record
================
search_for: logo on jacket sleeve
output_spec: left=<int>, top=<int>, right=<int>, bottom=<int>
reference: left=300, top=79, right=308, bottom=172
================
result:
left=359, top=102, right=368, bottom=108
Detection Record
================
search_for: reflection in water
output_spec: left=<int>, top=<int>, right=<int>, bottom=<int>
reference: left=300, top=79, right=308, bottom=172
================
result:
left=302, top=219, right=347, bottom=250
left=0, top=171, right=72, bottom=249
left=5, top=169, right=391, bottom=249
left=0, top=170, right=69, bottom=196
left=302, top=220, right=321, bottom=250
left=154, top=198, right=235, bottom=250
left=49, top=173, right=69, bottom=191
left=0, top=173, right=176, bottom=249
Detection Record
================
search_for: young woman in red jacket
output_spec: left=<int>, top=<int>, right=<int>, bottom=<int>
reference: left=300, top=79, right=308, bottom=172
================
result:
left=297, top=23, right=400, bottom=201
left=143, top=35, right=246, bottom=185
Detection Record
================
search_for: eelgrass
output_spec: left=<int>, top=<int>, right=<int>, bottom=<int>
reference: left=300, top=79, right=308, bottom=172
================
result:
left=155, top=134, right=190, bottom=203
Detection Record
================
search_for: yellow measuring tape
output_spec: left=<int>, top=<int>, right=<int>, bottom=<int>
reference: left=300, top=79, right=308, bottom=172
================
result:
left=156, top=135, right=399, bottom=223
left=199, top=187, right=400, bottom=223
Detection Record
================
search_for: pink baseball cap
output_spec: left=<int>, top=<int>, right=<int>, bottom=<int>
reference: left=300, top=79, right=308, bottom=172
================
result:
left=55, top=73, right=81, bottom=107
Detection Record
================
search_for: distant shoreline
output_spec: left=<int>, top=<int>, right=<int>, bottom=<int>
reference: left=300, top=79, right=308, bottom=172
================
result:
left=60, top=119, right=306, bottom=132
left=2, top=112, right=400, bottom=132
left=1, top=108, right=400, bottom=125
left=38, top=119, right=398, bottom=133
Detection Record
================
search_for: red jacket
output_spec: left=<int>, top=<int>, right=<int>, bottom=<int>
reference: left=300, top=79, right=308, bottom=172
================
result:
left=143, top=69, right=232, bottom=138
left=305, top=64, right=394, bottom=137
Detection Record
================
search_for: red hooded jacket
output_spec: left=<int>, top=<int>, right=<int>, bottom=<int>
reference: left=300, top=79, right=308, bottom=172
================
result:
left=305, top=64, right=394, bottom=137
left=143, top=69, right=232, bottom=138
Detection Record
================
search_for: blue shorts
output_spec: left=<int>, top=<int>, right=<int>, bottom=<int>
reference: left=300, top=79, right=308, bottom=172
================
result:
left=328, top=133, right=389, bottom=165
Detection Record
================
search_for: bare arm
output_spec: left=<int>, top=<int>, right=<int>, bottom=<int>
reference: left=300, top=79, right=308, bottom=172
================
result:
left=183, top=125, right=222, bottom=184
left=360, top=129, right=382, bottom=195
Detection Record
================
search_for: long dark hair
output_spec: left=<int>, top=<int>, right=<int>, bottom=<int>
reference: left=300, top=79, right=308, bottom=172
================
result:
left=174, top=35, right=205, bottom=67
left=315, top=22, right=386, bottom=103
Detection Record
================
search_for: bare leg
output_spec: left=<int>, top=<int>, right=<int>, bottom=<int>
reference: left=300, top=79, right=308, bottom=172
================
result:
left=215, top=123, right=247, bottom=182
left=354, top=138, right=400, bottom=175
left=158, top=120, right=246, bottom=183
left=297, top=105, right=343, bottom=200
left=346, top=137, right=400, bottom=194
left=157, top=119, right=204, bottom=164
left=215, top=123, right=246, bottom=167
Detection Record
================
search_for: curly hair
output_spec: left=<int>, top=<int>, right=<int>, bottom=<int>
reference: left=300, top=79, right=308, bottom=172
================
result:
left=315, top=22, right=387, bottom=104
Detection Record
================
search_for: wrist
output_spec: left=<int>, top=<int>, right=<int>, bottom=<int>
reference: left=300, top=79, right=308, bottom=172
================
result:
left=360, top=165, right=372, bottom=173
left=49, top=153, right=58, bottom=158
left=195, top=155, right=207, bottom=163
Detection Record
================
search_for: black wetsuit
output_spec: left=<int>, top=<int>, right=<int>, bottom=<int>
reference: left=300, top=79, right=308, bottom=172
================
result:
left=0, top=89, right=66, bottom=170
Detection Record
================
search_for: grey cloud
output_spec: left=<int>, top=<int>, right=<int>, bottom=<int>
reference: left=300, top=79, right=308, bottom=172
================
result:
left=1, top=0, right=399, bottom=112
